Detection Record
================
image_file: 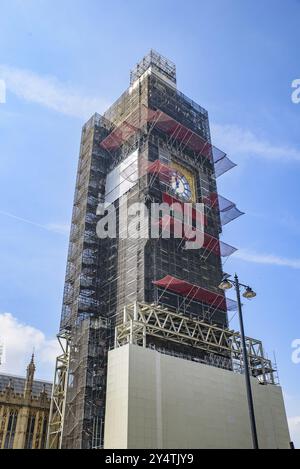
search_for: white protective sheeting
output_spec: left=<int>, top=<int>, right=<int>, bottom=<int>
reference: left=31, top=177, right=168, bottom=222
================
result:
left=105, top=150, right=139, bottom=205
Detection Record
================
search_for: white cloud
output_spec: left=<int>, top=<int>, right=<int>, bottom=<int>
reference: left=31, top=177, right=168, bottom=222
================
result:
left=288, top=416, right=300, bottom=448
left=0, top=312, right=59, bottom=381
left=44, top=223, right=70, bottom=236
left=234, top=249, right=300, bottom=269
left=0, top=78, right=6, bottom=104
left=0, top=64, right=108, bottom=119
left=211, top=123, right=300, bottom=162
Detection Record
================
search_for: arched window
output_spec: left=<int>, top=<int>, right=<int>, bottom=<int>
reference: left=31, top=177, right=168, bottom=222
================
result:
left=4, top=410, right=18, bottom=449
left=40, top=416, right=48, bottom=449
left=25, top=414, right=36, bottom=449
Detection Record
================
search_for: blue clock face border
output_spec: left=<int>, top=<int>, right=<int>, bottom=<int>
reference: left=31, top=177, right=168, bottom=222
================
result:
left=171, top=171, right=192, bottom=202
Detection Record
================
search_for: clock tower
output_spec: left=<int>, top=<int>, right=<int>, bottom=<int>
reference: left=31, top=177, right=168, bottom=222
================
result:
left=48, top=51, right=285, bottom=450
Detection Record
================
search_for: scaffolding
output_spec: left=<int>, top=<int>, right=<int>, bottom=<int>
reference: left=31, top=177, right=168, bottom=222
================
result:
left=116, top=302, right=276, bottom=385
left=50, top=112, right=112, bottom=449
left=61, top=316, right=108, bottom=449
left=130, top=50, right=177, bottom=87
left=50, top=51, right=276, bottom=449
left=47, top=331, right=71, bottom=449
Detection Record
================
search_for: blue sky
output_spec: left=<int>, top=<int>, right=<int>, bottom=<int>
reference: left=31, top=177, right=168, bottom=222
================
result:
left=0, top=0, right=299, bottom=446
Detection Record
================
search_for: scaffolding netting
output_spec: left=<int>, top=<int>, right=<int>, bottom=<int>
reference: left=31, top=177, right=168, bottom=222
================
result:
left=221, top=205, right=244, bottom=226
left=203, top=192, right=244, bottom=226
left=217, top=195, right=245, bottom=226
left=212, top=147, right=236, bottom=178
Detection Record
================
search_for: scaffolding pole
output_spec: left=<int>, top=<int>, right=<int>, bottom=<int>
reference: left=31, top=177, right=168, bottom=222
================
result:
left=46, top=331, right=71, bottom=449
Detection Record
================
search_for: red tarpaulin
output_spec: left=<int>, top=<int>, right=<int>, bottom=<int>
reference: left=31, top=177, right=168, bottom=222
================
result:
left=100, top=105, right=233, bottom=166
left=100, top=120, right=139, bottom=151
left=153, top=275, right=227, bottom=311
left=150, top=111, right=213, bottom=159
left=162, top=193, right=206, bottom=224
left=147, top=160, right=174, bottom=183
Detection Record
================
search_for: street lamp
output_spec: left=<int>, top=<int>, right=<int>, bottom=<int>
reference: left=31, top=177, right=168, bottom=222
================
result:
left=219, top=273, right=259, bottom=450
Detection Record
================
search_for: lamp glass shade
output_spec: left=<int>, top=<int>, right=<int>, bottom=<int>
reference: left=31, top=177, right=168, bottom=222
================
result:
left=243, top=287, right=256, bottom=299
left=218, top=280, right=233, bottom=290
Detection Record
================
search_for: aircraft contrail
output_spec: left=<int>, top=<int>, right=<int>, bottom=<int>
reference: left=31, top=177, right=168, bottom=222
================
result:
left=0, top=210, right=69, bottom=235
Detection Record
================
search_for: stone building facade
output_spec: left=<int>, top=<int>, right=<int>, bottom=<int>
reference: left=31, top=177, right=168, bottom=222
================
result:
left=0, top=355, right=52, bottom=449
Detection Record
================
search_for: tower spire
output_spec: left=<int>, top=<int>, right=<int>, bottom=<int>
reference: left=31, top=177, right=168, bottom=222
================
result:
left=24, top=353, right=36, bottom=398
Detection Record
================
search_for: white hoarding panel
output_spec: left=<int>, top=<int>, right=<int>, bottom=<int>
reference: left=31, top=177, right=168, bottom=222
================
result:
left=104, top=344, right=291, bottom=449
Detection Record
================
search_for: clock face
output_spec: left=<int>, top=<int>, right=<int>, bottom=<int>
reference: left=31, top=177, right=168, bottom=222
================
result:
left=171, top=170, right=192, bottom=201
